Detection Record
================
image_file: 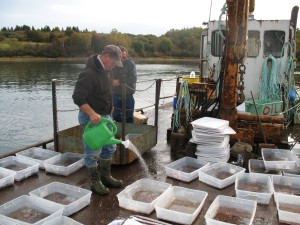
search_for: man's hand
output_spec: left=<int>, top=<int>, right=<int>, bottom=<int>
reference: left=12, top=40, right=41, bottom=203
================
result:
left=113, top=79, right=120, bottom=87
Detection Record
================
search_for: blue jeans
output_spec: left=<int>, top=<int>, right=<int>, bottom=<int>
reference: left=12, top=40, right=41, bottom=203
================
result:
left=78, top=111, right=116, bottom=168
left=112, top=95, right=135, bottom=123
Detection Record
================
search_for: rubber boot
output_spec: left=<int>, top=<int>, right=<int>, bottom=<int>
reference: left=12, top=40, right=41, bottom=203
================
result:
left=88, top=166, right=109, bottom=195
left=98, top=158, right=123, bottom=187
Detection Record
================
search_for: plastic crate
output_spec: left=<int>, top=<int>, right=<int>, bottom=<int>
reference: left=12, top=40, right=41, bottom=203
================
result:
left=29, top=182, right=92, bottom=216
left=165, top=157, right=209, bottom=182
left=272, top=175, right=300, bottom=202
left=117, top=178, right=172, bottom=214
left=0, top=195, right=63, bottom=225
left=291, top=147, right=300, bottom=166
left=0, top=167, right=16, bottom=189
left=205, top=195, right=257, bottom=225
left=16, top=147, right=61, bottom=169
left=248, top=159, right=281, bottom=176
left=43, top=216, right=83, bottom=225
left=0, top=156, right=39, bottom=181
left=235, top=173, right=273, bottom=204
left=43, top=152, right=84, bottom=176
left=155, top=186, right=207, bottom=225
left=276, top=193, right=300, bottom=224
left=245, top=99, right=282, bottom=116
left=262, top=148, right=296, bottom=170
left=198, top=162, right=245, bottom=189
left=282, top=164, right=300, bottom=178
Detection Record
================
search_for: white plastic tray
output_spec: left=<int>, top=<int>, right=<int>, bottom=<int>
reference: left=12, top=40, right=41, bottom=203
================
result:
left=0, top=167, right=16, bottom=189
left=198, top=162, right=245, bottom=189
left=29, top=181, right=92, bottom=216
left=262, top=148, right=296, bottom=170
left=43, top=152, right=84, bottom=176
left=205, top=195, right=257, bottom=225
left=272, top=175, right=300, bottom=202
left=0, top=195, right=63, bottom=225
left=0, top=156, right=39, bottom=181
left=16, top=147, right=61, bottom=169
left=155, top=186, right=207, bottom=225
left=276, top=193, right=300, bottom=224
left=117, top=178, right=172, bottom=214
left=248, top=159, right=281, bottom=176
left=165, top=157, right=209, bottom=182
left=235, top=173, right=273, bottom=204
left=42, top=216, right=84, bottom=225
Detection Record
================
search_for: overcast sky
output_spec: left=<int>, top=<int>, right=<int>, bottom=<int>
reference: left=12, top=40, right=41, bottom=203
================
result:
left=0, top=0, right=299, bottom=36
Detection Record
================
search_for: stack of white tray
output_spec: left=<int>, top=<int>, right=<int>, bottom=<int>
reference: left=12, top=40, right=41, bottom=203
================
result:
left=190, top=117, right=235, bottom=164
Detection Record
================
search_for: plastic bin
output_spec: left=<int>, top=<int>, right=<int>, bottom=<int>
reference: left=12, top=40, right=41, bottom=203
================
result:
left=198, top=162, right=245, bottom=189
left=205, top=195, right=257, bottom=225
left=0, top=156, right=39, bottom=181
left=262, top=148, right=296, bottom=170
left=16, top=147, right=61, bottom=169
left=117, top=178, right=172, bottom=214
left=29, top=182, right=92, bottom=216
left=282, top=164, right=300, bottom=178
left=248, top=159, right=281, bottom=176
left=245, top=99, right=282, bottom=116
left=276, top=193, right=300, bottom=224
left=292, top=147, right=300, bottom=166
left=43, top=216, right=84, bottom=225
left=0, top=167, right=16, bottom=189
left=235, top=173, right=273, bottom=204
left=165, top=157, right=209, bottom=182
left=155, top=186, right=207, bottom=225
left=43, top=152, right=84, bottom=176
left=272, top=175, right=300, bottom=202
left=0, top=195, right=63, bottom=225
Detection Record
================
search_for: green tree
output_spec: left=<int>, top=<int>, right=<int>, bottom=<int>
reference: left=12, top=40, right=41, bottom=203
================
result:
left=158, top=37, right=173, bottom=55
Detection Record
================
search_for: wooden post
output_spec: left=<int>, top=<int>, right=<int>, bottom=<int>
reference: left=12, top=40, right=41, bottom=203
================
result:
left=220, top=0, right=249, bottom=126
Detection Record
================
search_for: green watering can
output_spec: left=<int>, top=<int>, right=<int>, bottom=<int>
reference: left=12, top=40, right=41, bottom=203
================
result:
left=83, top=117, right=122, bottom=150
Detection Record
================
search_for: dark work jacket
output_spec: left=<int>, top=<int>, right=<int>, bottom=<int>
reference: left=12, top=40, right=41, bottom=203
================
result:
left=72, top=55, right=113, bottom=115
left=112, top=57, right=137, bottom=96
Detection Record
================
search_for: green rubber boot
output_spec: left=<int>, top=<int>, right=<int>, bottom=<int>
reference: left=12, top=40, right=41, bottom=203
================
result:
left=98, top=158, right=123, bottom=187
left=88, top=166, right=109, bottom=195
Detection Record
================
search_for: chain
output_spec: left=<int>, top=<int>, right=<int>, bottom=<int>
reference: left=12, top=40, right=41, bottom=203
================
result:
left=237, top=64, right=246, bottom=104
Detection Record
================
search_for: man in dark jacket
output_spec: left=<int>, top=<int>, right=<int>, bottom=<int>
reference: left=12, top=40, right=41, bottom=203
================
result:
left=112, top=46, right=137, bottom=123
left=72, top=45, right=123, bottom=195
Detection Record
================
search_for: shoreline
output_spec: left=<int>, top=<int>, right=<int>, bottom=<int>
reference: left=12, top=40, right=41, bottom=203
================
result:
left=0, top=56, right=200, bottom=63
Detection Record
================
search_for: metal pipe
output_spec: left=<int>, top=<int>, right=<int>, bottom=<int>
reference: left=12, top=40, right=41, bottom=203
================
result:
left=52, top=79, right=59, bottom=151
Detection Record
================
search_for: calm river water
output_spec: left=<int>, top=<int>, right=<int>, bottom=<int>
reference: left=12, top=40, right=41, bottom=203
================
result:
left=0, top=60, right=198, bottom=153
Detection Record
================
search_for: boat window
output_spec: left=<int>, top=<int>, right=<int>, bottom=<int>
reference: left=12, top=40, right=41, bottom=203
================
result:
left=211, top=30, right=225, bottom=57
left=247, top=31, right=260, bottom=57
left=264, top=30, right=285, bottom=58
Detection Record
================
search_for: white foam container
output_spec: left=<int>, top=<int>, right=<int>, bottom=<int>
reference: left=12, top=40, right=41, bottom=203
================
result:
left=235, top=173, right=273, bottom=204
left=16, top=147, right=61, bottom=169
left=205, top=195, right=257, bottom=225
left=29, top=182, right=92, bottom=216
left=0, top=167, right=16, bottom=189
left=43, top=152, right=84, bottom=176
left=165, top=157, right=209, bottom=182
left=155, top=186, right=207, bottom=225
left=272, top=175, right=300, bottom=202
left=0, top=156, right=39, bottom=181
left=42, top=216, right=84, bottom=225
left=262, top=148, right=296, bottom=170
left=248, top=159, right=281, bottom=176
left=198, top=162, right=245, bottom=189
left=276, top=193, right=300, bottom=224
left=0, top=195, right=64, bottom=225
left=117, top=178, right=172, bottom=214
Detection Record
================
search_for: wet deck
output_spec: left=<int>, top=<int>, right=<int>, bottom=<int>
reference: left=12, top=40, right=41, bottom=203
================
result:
left=0, top=104, right=287, bottom=225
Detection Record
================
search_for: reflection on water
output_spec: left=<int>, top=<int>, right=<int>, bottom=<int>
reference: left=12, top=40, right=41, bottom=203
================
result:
left=0, top=60, right=198, bottom=154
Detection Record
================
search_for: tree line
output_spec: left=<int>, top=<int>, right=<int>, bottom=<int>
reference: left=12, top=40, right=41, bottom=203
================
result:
left=0, top=25, right=203, bottom=58
left=0, top=25, right=299, bottom=59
